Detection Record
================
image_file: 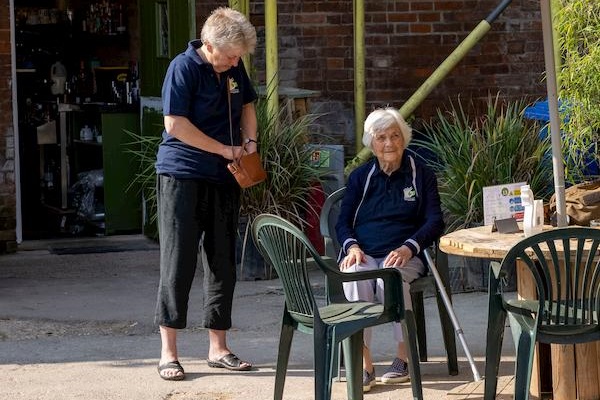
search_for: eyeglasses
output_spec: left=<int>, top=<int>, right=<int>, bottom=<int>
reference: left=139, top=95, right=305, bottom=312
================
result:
left=372, top=132, right=403, bottom=144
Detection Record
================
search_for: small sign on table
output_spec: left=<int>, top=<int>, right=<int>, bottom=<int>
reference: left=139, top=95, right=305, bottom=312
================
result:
left=482, top=182, right=526, bottom=226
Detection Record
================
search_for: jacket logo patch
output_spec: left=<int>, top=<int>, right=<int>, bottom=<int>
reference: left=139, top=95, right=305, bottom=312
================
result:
left=404, top=186, right=416, bottom=201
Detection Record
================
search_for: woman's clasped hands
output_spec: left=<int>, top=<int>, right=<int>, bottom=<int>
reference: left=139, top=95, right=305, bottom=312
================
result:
left=339, top=244, right=413, bottom=270
left=382, top=245, right=413, bottom=268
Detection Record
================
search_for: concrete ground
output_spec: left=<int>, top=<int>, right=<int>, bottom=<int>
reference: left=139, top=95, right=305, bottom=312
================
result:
left=0, top=235, right=516, bottom=400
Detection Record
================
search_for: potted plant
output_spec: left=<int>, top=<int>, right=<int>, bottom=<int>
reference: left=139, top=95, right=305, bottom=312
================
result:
left=237, top=96, right=329, bottom=280
left=411, top=94, right=553, bottom=291
left=412, top=94, right=553, bottom=232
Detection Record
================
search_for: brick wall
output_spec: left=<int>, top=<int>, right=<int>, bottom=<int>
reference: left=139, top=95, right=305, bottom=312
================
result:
left=246, top=0, right=547, bottom=153
left=0, top=0, right=17, bottom=252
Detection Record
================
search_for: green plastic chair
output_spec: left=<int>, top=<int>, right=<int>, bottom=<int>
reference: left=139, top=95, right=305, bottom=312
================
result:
left=320, top=186, right=459, bottom=375
left=252, top=213, right=423, bottom=400
left=484, top=226, right=600, bottom=400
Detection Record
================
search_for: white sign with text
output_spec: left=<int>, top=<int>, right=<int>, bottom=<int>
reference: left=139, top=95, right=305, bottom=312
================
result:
left=482, top=182, right=527, bottom=226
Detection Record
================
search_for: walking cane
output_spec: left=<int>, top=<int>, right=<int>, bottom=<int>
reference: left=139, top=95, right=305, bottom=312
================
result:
left=423, top=249, right=482, bottom=382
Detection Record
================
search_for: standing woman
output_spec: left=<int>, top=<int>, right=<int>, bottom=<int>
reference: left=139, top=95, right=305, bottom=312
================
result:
left=154, top=7, right=257, bottom=380
left=336, top=107, right=444, bottom=392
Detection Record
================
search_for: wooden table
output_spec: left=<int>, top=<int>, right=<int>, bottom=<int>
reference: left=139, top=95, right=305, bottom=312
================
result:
left=440, top=224, right=600, bottom=400
left=256, top=86, right=321, bottom=121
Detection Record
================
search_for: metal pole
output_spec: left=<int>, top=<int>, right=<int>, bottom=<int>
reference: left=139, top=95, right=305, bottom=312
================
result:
left=540, top=0, right=567, bottom=227
left=423, top=249, right=482, bottom=382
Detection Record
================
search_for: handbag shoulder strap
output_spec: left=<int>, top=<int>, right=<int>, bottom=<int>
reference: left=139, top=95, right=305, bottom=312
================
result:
left=227, top=77, right=235, bottom=159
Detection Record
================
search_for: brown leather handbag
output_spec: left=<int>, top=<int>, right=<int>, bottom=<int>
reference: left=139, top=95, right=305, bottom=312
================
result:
left=227, top=148, right=267, bottom=188
left=225, top=77, right=266, bottom=188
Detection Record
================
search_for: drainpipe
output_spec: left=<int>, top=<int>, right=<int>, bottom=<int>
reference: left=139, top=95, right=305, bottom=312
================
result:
left=10, top=0, right=22, bottom=243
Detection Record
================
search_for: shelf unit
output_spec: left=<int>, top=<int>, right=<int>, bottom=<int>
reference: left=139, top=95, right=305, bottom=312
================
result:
left=16, top=1, right=140, bottom=238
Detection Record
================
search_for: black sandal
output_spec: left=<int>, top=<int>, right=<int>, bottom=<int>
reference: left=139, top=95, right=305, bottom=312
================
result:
left=207, top=353, right=252, bottom=371
left=157, top=360, right=185, bottom=381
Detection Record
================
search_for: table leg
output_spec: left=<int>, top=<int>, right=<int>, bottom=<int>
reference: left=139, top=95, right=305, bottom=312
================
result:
left=597, top=342, right=600, bottom=398
left=552, top=344, right=576, bottom=400
left=576, top=342, right=600, bottom=400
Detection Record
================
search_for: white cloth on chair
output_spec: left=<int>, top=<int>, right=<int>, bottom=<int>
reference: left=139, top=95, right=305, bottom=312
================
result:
left=342, top=254, right=426, bottom=344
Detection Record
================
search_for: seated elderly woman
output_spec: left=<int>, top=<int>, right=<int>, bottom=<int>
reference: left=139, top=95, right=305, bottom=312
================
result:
left=336, top=107, right=444, bottom=392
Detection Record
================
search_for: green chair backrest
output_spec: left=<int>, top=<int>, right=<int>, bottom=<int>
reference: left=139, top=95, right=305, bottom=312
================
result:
left=252, top=214, right=325, bottom=323
left=501, top=227, right=600, bottom=331
left=320, top=187, right=345, bottom=260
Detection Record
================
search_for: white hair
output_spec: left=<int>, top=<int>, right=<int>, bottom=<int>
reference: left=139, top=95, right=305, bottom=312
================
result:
left=362, top=107, right=412, bottom=149
left=201, top=7, right=257, bottom=54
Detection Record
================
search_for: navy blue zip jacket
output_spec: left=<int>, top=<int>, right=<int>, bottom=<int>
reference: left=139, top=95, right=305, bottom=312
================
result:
left=335, top=152, right=445, bottom=262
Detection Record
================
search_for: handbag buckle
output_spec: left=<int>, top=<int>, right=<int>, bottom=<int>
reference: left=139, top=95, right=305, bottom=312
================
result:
left=227, top=162, right=240, bottom=174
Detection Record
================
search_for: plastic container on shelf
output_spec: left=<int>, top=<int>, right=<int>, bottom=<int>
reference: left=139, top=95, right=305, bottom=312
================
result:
left=50, top=61, right=67, bottom=95
left=79, top=125, right=93, bottom=141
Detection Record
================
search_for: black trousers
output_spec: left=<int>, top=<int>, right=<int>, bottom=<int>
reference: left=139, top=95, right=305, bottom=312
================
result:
left=154, top=174, right=240, bottom=330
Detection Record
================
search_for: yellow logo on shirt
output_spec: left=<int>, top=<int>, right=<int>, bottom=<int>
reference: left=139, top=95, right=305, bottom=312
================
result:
left=228, top=77, right=240, bottom=94
left=404, top=186, right=416, bottom=201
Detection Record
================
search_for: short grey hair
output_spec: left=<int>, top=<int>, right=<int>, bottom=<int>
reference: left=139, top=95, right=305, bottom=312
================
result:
left=201, top=7, right=257, bottom=54
left=362, top=107, right=412, bottom=150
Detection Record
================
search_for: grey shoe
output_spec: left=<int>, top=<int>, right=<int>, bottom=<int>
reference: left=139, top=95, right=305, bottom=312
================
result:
left=381, top=357, right=410, bottom=384
left=362, top=368, right=376, bottom=392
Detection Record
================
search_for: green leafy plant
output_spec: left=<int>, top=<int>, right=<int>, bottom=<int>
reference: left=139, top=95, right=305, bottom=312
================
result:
left=126, top=94, right=329, bottom=277
left=237, top=96, right=329, bottom=278
left=241, top=99, right=326, bottom=223
left=411, top=95, right=553, bottom=232
left=124, top=105, right=164, bottom=239
left=556, top=0, right=600, bottom=182
left=125, top=127, right=162, bottom=239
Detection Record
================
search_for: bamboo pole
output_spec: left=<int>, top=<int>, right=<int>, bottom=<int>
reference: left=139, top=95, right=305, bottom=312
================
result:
left=265, top=0, right=279, bottom=118
left=229, top=0, right=253, bottom=80
left=344, top=0, right=513, bottom=175
left=353, top=0, right=365, bottom=153
left=228, top=0, right=249, bottom=15
left=551, top=0, right=561, bottom=85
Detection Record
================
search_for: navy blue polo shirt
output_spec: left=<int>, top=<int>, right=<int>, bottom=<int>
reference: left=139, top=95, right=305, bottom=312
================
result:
left=336, top=153, right=445, bottom=260
left=353, top=160, right=420, bottom=257
left=156, top=39, right=257, bottom=181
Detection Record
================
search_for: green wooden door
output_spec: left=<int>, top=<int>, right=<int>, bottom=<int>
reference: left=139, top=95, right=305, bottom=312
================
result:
left=138, top=0, right=195, bottom=237
left=101, top=112, right=141, bottom=235
left=139, top=0, right=196, bottom=96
